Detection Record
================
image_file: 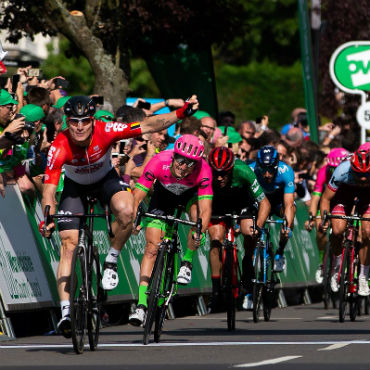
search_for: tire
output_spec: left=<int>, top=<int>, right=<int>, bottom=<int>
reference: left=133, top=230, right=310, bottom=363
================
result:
left=70, top=246, right=87, bottom=354
left=253, top=244, right=263, bottom=323
left=365, top=296, right=370, bottom=316
left=350, top=297, right=359, bottom=322
left=222, top=242, right=236, bottom=331
left=322, top=243, right=332, bottom=310
left=263, top=245, right=274, bottom=322
left=88, top=247, right=101, bottom=351
left=143, top=245, right=166, bottom=345
left=154, top=250, right=175, bottom=343
left=338, top=245, right=349, bottom=323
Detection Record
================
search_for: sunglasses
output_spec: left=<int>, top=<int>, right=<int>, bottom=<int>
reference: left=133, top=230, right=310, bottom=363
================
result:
left=259, top=165, right=277, bottom=175
left=68, top=117, right=93, bottom=127
left=173, top=153, right=196, bottom=168
left=213, top=170, right=231, bottom=177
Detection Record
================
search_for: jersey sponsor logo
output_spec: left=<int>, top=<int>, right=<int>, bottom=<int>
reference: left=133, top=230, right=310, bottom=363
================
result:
left=278, top=164, right=289, bottom=174
left=130, top=122, right=140, bottom=131
left=47, top=146, right=59, bottom=170
left=74, top=162, right=104, bottom=174
left=144, top=170, right=155, bottom=182
left=94, top=145, right=99, bottom=152
left=288, top=181, right=294, bottom=188
left=199, top=177, right=210, bottom=189
left=163, top=165, right=170, bottom=170
left=251, top=178, right=260, bottom=194
left=164, top=182, right=192, bottom=195
left=104, top=122, right=128, bottom=133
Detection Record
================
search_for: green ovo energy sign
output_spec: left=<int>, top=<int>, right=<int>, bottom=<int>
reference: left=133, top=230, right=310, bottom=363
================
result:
left=330, top=41, right=370, bottom=91
left=330, top=41, right=370, bottom=135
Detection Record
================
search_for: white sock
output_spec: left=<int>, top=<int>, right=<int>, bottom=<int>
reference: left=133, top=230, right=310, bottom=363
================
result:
left=61, top=300, right=70, bottom=318
left=359, top=264, right=370, bottom=279
left=105, top=247, right=120, bottom=264
left=334, top=255, right=342, bottom=271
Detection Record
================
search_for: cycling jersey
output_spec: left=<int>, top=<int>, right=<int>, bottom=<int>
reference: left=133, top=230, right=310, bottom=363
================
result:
left=328, top=160, right=369, bottom=192
left=211, top=159, right=265, bottom=216
left=44, top=120, right=141, bottom=185
left=135, top=149, right=213, bottom=200
left=249, top=160, right=295, bottom=197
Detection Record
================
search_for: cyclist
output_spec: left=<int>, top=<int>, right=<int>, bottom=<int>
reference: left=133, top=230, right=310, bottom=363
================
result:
left=320, top=148, right=370, bottom=297
left=207, top=146, right=270, bottom=311
left=40, top=95, right=199, bottom=337
left=305, top=148, right=349, bottom=283
left=249, top=146, right=296, bottom=273
left=129, top=134, right=213, bottom=326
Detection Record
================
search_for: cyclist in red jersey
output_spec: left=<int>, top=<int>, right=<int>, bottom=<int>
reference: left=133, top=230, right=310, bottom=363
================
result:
left=39, top=95, right=199, bottom=337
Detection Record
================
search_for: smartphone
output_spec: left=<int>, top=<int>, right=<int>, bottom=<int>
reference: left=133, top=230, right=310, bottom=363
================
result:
left=53, top=78, right=69, bottom=90
left=0, top=76, right=7, bottom=89
left=92, top=96, right=104, bottom=105
left=137, top=101, right=151, bottom=110
left=28, top=68, right=40, bottom=77
left=12, top=74, right=20, bottom=93
left=119, top=140, right=126, bottom=155
left=255, top=117, right=262, bottom=124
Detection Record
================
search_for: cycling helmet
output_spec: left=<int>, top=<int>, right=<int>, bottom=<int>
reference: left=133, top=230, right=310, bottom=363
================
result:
left=64, top=96, right=96, bottom=117
left=351, top=149, right=370, bottom=173
left=174, top=134, right=204, bottom=161
left=256, top=145, right=279, bottom=175
left=208, top=147, right=235, bottom=172
left=326, top=148, right=349, bottom=167
left=359, top=142, right=370, bottom=152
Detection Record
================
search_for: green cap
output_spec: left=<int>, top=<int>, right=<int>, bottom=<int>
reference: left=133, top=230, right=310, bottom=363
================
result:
left=62, top=115, right=67, bottom=130
left=94, top=109, right=114, bottom=122
left=0, top=89, right=18, bottom=106
left=193, top=110, right=210, bottom=120
left=218, top=126, right=242, bottom=143
left=20, top=104, right=45, bottom=122
left=52, top=95, right=71, bottom=109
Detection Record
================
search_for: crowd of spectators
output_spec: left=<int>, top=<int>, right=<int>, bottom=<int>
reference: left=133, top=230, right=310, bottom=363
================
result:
left=0, top=66, right=363, bottom=211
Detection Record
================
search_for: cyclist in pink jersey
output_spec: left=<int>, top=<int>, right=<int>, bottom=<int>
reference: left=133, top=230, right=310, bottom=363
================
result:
left=305, top=147, right=349, bottom=283
left=39, top=95, right=199, bottom=337
left=129, top=134, right=212, bottom=326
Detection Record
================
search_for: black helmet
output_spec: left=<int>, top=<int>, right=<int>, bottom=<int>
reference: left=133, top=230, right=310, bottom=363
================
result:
left=256, top=145, right=279, bottom=176
left=64, top=96, right=96, bottom=117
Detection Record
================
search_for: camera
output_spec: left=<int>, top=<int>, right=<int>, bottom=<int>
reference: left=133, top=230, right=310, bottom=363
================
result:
left=137, top=101, right=151, bottom=110
left=12, top=74, right=20, bottom=94
left=53, top=78, right=69, bottom=90
left=24, top=121, right=36, bottom=134
left=92, top=96, right=104, bottom=105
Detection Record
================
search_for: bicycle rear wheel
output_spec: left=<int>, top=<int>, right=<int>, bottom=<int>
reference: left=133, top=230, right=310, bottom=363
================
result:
left=143, top=245, right=166, bottom=345
left=222, top=243, right=236, bottom=331
left=339, top=245, right=349, bottom=323
left=253, top=244, right=263, bottom=323
left=154, top=250, right=175, bottom=342
left=322, top=243, right=332, bottom=310
left=70, top=246, right=87, bottom=354
left=88, top=247, right=102, bottom=351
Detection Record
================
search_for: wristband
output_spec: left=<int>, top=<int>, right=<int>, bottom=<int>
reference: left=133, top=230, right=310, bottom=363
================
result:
left=164, top=99, right=169, bottom=107
left=328, top=134, right=335, bottom=139
left=176, top=102, right=196, bottom=119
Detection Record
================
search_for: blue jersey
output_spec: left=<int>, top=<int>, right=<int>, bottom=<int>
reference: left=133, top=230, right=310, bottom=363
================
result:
left=328, top=160, right=369, bottom=192
left=249, top=161, right=295, bottom=200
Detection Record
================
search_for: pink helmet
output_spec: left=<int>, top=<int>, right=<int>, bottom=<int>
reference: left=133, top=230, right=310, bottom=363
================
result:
left=174, top=134, right=204, bottom=161
left=326, top=147, right=349, bottom=167
left=359, top=142, right=370, bottom=152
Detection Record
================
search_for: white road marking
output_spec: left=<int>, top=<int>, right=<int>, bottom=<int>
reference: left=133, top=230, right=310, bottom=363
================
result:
left=0, top=340, right=368, bottom=349
left=317, top=316, right=338, bottom=320
left=318, top=343, right=351, bottom=351
left=179, top=317, right=302, bottom=320
left=233, top=355, right=302, bottom=368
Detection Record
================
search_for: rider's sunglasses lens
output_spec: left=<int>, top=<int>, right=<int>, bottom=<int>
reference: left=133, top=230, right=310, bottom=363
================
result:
left=174, top=154, right=196, bottom=168
left=68, top=117, right=92, bottom=126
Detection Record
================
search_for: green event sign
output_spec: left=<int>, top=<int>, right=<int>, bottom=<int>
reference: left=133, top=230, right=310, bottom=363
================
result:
left=330, top=41, right=370, bottom=92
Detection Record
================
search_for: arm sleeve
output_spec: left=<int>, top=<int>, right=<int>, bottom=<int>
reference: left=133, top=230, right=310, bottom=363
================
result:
left=197, top=160, right=213, bottom=199
left=44, top=143, right=68, bottom=185
left=283, top=166, right=296, bottom=194
left=102, top=120, right=142, bottom=145
left=312, top=165, right=327, bottom=196
left=135, top=155, right=160, bottom=193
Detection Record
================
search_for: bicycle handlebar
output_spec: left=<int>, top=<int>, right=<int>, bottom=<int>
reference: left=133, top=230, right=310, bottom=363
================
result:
left=44, top=203, right=114, bottom=238
left=322, top=211, right=370, bottom=223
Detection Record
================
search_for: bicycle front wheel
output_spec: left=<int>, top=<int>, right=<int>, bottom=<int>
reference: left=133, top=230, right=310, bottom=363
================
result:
left=263, top=245, right=274, bottom=322
left=253, top=244, right=263, bottom=323
left=222, top=244, right=236, bottom=331
left=322, top=242, right=332, bottom=310
left=339, top=245, right=349, bottom=323
left=70, top=246, right=87, bottom=354
left=143, top=245, right=166, bottom=345
left=87, top=247, right=102, bottom=351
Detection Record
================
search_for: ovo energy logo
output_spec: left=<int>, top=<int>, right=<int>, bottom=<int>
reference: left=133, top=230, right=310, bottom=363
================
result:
left=330, top=41, right=370, bottom=91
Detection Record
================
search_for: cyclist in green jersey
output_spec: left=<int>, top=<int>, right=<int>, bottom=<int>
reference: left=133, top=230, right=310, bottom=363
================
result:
left=207, top=147, right=270, bottom=311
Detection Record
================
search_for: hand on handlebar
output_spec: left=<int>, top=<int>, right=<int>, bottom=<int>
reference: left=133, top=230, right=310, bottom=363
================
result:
left=191, top=230, right=205, bottom=248
left=304, top=219, right=314, bottom=231
left=38, top=220, right=55, bottom=239
left=281, top=226, right=292, bottom=239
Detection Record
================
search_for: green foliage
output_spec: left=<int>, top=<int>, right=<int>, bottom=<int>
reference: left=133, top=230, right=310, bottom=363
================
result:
left=129, top=59, right=160, bottom=98
left=41, top=38, right=95, bottom=95
left=215, top=60, right=305, bottom=129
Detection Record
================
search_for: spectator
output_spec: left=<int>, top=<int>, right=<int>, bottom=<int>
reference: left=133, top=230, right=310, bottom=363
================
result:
left=284, top=127, right=304, bottom=148
left=217, top=110, right=235, bottom=128
left=238, top=120, right=256, bottom=140
left=26, top=86, right=52, bottom=116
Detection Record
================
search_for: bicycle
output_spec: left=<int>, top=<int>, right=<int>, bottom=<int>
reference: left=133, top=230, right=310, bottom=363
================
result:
left=322, top=203, right=370, bottom=322
left=134, top=206, right=202, bottom=345
left=210, top=214, right=255, bottom=331
left=307, top=213, right=336, bottom=310
left=44, top=196, right=113, bottom=354
left=252, top=217, right=285, bottom=323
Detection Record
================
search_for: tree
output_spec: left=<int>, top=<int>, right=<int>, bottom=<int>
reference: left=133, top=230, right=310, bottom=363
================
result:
left=0, top=0, right=246, bottom=110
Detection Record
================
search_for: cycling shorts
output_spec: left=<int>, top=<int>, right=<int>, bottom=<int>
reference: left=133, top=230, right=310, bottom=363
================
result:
left=331, top=185, right=370, bottom=216
left=144, top=181, right=197, bottom=230
left=57, top=168, right=130, bottom=231
left=209, top=203, right=258, bottom=228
